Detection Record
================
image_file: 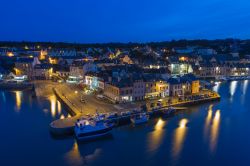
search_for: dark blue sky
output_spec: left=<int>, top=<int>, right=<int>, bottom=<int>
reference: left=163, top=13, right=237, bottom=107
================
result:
left=1, top=0, right=250, bottom=43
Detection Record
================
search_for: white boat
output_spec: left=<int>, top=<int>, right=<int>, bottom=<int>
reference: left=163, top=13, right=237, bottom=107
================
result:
left=74, top=117, right=113, bottom=140
left=130, top=113, right=149, bottom=124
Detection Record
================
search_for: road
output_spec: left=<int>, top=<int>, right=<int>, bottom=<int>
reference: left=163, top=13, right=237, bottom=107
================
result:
left=56, top=84, right=142, bottom=115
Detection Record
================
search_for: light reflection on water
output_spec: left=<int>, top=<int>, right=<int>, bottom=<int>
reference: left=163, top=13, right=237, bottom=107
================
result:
left=65, top=141, right=102, bottom=166
left=43, top=95, right=64, bottom=118
left=210, top=110, right=221, bottom=152
left=65, top=141, right=83, bottom=166
left=49, top=95, right=57, bottom=117
left=230, top=81, right=238, bottom=97
left=172, top=118, right=188, bottom=159
left=243, top=80, right=248, bottom=95
left=1, top=91, right=6, bottom=103
left=147, top=118, right=166, bottom=153
left=204, top=104, right=213, bottom=139
left=15, top=91, right=22, bottom=112
left=213, top=82, right=221, bottom=92
left=57, top=100, right=62, bottom=115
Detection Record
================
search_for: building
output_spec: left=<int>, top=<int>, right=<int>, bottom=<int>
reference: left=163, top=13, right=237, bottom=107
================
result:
left=70, top=61, right=84, bottom=77
left=48, top=48, right=77, bottom=57
left=167, top=77, right=186, bottom=97
left=144, top=75, right=169, bottom=99
left=132, top=79, right=145, bottom=101
left=195, top=47, right=217, bottom=56
left=167, top=74, right=200, bottom=97
left=33, top=63, right=53, bottom=80
left=14, top=57, right=35, bottom=79
left=104, top=79, right=133, bottom=103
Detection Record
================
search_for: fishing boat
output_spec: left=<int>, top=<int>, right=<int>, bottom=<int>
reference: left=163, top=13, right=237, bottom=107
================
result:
left=74, top=116, right=113, bottom=140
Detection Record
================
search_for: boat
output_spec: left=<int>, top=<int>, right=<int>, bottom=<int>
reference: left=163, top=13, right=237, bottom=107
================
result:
left=121, top=111, right=131, bottom=117
left=161, top=107, right=176, bottom=116
left=130, top=112, right=149, bottom=125
left=106, top=112, right=118, bottom=119
left=74, top=116, right=114, bottom=141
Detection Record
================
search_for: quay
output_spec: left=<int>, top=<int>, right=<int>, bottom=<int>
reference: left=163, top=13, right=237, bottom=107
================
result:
left=49, top=83, right=220, bottom=136
left=0, top=81, right=33, bottom=91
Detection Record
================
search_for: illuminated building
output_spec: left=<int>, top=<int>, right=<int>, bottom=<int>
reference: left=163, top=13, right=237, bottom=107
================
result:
left=144, top=76, right=169, bottom=99
left=169, top=63, right=193, bottom=75
left=14, top=57, right=34, bottom=78
left=167, top=74, right=200, bottom=96
left=67, top=76, right=83, bottom=84
left=33, top=64, right=53, bottom=80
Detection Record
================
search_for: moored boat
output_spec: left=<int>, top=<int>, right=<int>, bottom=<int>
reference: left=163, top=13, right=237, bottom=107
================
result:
left=161, top=107, right=176, bottom=116
left=130, top=112, right=149, bottom=124
left=74, top=117, right=113, bottom=141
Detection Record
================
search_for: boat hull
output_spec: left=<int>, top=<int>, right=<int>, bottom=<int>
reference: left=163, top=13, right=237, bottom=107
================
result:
left=130, top=117, right=149, bottom=125
left=75, top=126, right=113, bottom=141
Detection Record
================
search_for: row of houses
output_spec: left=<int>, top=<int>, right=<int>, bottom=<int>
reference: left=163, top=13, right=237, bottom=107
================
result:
left=84, top=67, right=200, bottom=103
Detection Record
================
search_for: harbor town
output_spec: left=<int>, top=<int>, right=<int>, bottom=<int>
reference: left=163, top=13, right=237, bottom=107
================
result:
left=3, top=1, right=250, bottom=165
left=1, top=40, right=250, bottom=165
left=1, top=40, right=249, bottom=137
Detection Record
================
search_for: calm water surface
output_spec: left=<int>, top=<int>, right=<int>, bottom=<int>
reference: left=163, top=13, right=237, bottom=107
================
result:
left=0, top=81, right=250, bottom=166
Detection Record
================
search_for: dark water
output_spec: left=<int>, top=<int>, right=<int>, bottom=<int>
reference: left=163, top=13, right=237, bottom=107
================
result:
left=0, top=80, right=250, bottom=166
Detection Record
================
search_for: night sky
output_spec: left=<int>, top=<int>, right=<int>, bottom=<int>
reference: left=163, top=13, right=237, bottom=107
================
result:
left=1, top=0, right=250, bottom=43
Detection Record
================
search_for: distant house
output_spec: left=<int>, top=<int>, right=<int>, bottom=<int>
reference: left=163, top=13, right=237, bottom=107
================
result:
left=55, top=66, right=70, bottom=78
left=120, top=55, right=133, bottom=64
left=144, top=75, right=169, bottom=99
left=167, top=56, right=194, bottom=75
left=104, top=78, right=133, bottom=103
left=48, top=48, right=77, bottom=57
left=14, top=57, right=35, bottom=79
left=172, top=47, right=195, bottom=54
left=33, top=63, right=52, bottom=80
left=167, top=74, right=199, bottom=96
left=195, top=47, right=217, bottom=56
left=69, top=60, right=85, bottom=78
left=85, top=72, right=105, bottom=90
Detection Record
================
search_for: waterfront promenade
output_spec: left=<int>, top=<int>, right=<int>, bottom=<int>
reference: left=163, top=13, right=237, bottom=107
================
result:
left=43, top=82, right=220, bottom=135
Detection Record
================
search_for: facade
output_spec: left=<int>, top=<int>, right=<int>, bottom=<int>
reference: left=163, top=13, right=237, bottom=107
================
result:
left=168, top=75, right=199, bottom=97
left=169, top=63, right=193, bottom=75
left=14, top=58, right=34, bottom=79
left=197, top=63, right=250, bottom=78
left=85, top=73, right=105, bottom=90
left=156, top=81, right=169, bottom=97
left=48, top=49, right=77, bottom=57
left=144, top=79, right=169, bottom=99
left=196, top=48, right=217, bottom=56
left=132, top=80, right=145, bottom=101
left=104, top=82, right=133, bottom=103
left=33, top=64, right=53, bottom=80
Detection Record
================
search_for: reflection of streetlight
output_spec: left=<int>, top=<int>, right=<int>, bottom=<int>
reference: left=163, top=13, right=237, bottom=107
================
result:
left=210, top=110, right=220, bottom=152
left=179, top=119, right=188, bottom=128
left=172, top=118, right=188, bottom=159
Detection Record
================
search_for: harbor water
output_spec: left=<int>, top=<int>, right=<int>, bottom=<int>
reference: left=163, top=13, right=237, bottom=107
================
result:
left=0, top=80, right=250, bottom=166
